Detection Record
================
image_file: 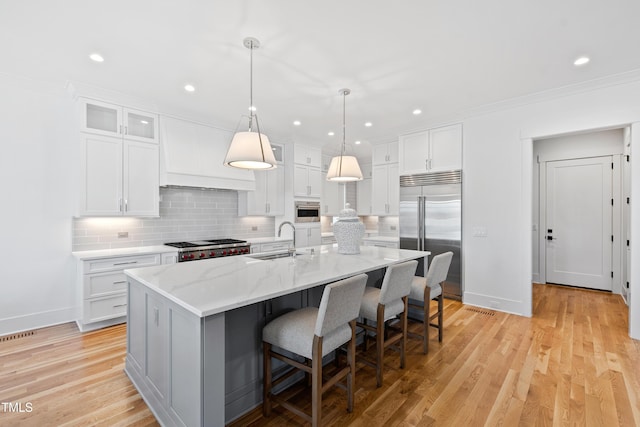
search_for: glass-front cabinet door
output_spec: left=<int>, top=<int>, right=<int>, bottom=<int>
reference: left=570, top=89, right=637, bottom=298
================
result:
left=82, top=99, right=122, bottom=137
left=80, top=98, right=158, bottom=144
left=124, top=108, right=158, bottom=143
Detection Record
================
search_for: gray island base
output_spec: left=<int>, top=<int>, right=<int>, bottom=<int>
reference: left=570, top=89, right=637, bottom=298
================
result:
left=124, top=245, right=429, bottom=426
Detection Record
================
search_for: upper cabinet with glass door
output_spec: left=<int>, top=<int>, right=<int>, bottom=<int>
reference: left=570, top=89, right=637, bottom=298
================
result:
left=80, top=98, right=159, bottom=144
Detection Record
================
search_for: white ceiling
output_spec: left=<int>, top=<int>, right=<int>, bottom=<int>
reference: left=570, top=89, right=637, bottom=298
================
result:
left=2, top=0, right=640, bottom=159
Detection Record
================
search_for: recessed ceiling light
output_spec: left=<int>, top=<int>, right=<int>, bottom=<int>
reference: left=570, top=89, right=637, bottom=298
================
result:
left=293, top=120, right=301, bottom=126
left=89, top=53, right=104, bottom=63
left=355, top=140, right=361, bottom=145
left=413, top=109, right=422, bottom=115
left=328, top=131, right=335, bottom=136
left=574, top=56, right=590, bottom=66
left=184, top=84, right=195, bottom=92
left=140, top=120, right=149, bottom=124
left=364, top=122, right=372, bottom=127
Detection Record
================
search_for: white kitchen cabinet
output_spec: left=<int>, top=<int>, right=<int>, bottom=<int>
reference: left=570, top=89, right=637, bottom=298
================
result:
left=294, top=224, right=321, bottom=248
left=80, top=98, right=158, bottom=144
left=372, top=141, right=399, bottom=165
left=322, top=180, right=345, bottom=215
left=294, top=164, right=322, bottom=198
left=80, top=134, right=159, bottom=216
left=357, top=177, right=372, bottom=215
left=362, top=238, right=399, bottom=248
left=399, top=123, right=462, bottom=175
left=238, top=167, right=285, bottom=216
left=76, top=252, right=166, bottom=332
left=372, top=163, right=399, bottom=215
left=294, top=144, right=322, bottom=168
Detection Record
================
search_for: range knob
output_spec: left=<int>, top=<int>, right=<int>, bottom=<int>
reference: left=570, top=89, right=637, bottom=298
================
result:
left=200, top=253, right=205, bottom=258
left=232, top=249, right=238, bottom=255
left=189, top=253, right=195, bottom=259
left=181, top=254, right=187, bottom=261
left=222, top=251, right=227, bottom=256
left=210, top=252, right=216, bottom=257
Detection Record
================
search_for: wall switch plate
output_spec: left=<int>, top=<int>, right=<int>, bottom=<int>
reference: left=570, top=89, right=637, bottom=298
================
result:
left=472, top=227, right=487, bottom=237
left=117, top=231, right=129, bottom=238
left=390, top=225, right=397, bottom=231
left=251, top=226, right=258, bottom=231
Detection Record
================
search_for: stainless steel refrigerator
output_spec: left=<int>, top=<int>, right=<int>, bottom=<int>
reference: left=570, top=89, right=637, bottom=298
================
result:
left=399, top=170, right=462, bottom=299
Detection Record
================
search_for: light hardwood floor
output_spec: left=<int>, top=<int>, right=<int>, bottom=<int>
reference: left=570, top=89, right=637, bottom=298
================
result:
left=1, top=284, right=638, bottom=426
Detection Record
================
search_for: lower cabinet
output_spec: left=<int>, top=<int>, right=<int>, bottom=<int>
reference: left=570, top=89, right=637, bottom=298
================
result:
left=76, top=252, right=164, bottom=332
left=126, top=279, right=218, bottom=427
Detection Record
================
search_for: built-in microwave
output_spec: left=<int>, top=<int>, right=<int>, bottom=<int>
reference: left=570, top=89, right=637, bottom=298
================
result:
left=295, top=201, right=320, bottom=222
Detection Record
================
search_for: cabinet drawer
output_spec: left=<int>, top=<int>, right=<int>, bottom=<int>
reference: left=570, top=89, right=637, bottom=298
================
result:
left=260, top=242, right=292, bottom=252
left=84, top=254, right=161, bottom=273
left=363, top=240, right=399, bottom=248
left=84, top=271, right=128, bottom=298
left=84, top=294, right=128, bottom=323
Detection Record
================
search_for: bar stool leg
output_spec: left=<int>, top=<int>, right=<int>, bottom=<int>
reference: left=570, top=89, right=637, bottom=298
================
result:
left=400, top=296, right=407, bottom=369
left=347, top=320, right=356, bottom=412
left=375, top=304, right=385, bottom=387
left=262, top=342, right=272, bottom=417
left=438, top=294, right=444, bottom=342
left=311, top=336, right=323, bottom=427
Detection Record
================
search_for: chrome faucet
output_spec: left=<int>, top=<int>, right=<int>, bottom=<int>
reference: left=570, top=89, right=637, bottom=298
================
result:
left=277, top=221, right=296, bottom=252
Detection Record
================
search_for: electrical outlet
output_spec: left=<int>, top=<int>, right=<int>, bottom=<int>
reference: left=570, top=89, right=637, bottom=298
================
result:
left=390, top=225, right=396, bottom=231
left=118, top=231, right=129, bottom=238
left=251, top=226, right=258, bottom=231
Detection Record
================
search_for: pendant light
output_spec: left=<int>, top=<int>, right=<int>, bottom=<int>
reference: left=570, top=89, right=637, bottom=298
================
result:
left=326, top=88, right=363, bottom=181
left=224, top=37, right=277, bottom=170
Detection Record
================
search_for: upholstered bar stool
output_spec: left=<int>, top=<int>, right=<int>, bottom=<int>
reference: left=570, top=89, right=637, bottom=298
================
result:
left=356, top=260, right=417, bottom=387
left=408, top=251, right=453, bottom=353
left=262, top=273, right=368, bottom=427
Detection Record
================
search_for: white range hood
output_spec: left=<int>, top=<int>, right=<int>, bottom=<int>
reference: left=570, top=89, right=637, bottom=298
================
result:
left=159, top=115, right=256, bottom=191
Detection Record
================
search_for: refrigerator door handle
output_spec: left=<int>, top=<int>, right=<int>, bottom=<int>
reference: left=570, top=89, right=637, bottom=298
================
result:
left=418, top=196, right=425, bottom=251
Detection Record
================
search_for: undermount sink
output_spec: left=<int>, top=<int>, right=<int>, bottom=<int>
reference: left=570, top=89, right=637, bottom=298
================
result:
left=247, top=250, right=303, bottom=261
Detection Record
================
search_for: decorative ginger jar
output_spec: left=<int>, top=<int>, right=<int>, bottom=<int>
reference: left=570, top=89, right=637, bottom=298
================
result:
left=332, top=203, right=365, bottom=254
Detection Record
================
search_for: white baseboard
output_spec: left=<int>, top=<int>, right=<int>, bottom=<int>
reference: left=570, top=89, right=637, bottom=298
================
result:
left=0, top=307, right=77, bottom=336
left=463, top=292, right=529, bottom=317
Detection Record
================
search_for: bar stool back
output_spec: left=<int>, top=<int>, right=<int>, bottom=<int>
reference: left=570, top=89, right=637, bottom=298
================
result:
left=408, top=251, right=453, bottom=353
left=357, top=260, right=418, bottom=387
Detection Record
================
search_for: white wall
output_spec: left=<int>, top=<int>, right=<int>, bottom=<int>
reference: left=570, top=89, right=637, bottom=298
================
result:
left=462, top=78, right=640, bottom=339
left=0, top=74, right=77, bottom=335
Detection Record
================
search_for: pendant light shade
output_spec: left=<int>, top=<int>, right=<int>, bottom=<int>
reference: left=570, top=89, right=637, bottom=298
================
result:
left=326, top=88, right=362, bottom=181
left=225, top=131, right=276, bottom=169
left=224, top=37, right=277, bottom=170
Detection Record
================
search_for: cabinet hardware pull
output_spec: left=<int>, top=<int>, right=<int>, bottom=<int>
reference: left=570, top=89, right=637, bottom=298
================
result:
left=119, top=125, right=123, bottom=134
left=154, top=307, right=159, bottom=325
left=124, top=126, right=128, bottom=135
left=119, top=198, right=123, bottom=212
left=112, top=280, right=127, bottom=285
left=113, top=303, right=127, bottom=308
left=114, top=261, right=138, bottom=266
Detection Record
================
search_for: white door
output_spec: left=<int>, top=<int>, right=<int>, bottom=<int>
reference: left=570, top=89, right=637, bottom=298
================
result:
left=545, top=156, right=612, bottom=290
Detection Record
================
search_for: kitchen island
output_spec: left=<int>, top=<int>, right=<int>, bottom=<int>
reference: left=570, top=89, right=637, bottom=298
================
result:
left=124, top=244, right=429, bottom=427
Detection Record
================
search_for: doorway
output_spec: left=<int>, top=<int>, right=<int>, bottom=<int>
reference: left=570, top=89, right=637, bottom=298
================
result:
left=532, top=128, right=626, bottom=292
left=545, top=156, right=612, bottom=290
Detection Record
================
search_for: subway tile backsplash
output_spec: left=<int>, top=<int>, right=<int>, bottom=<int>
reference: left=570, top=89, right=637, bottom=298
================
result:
left=73, top=187, right=274, bottom=251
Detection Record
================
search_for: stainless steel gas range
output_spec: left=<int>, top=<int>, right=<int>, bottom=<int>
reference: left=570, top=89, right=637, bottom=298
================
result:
left=164, top=238, right=250, bottom=262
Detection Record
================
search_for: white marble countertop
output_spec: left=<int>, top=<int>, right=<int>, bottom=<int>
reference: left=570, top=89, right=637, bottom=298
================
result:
left=125, top=245, right=429, bottom=318
left=72, top=245, right=178, bottom=260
